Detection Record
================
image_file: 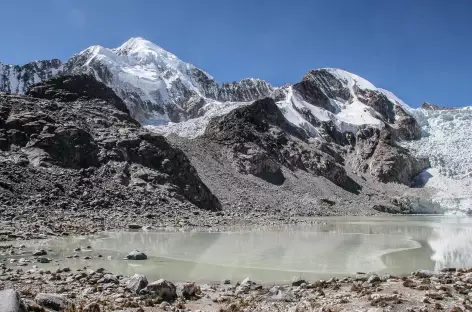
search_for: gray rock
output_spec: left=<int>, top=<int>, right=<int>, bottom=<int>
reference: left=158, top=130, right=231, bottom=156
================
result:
left=414, top=270, right=435, bottom=278
left=0, top=289, right=26, bottom=312
left=367, top=274, right=381, bottom=284
left=269, top=286, right=281, bottom=295
left=32, top=249, right=47, bottom=256
left=126, top=250, right=147, bottom=260
left=128, top=224, right=142, bottom=230
left=35, top=293, right=71, bottom=311
left=98, top=273, right=118, bottom=284
left=176, top=282, right=199, bottom=298
left=146, top=279, right=177, bottom=300
left=235, top=277, right=253, bottom=295
left=292, top=276, right=306, bottom=286
left=126, top=274, right=148, bottom=294
left=37, top=257, right=51, bottom=263
left=355, top=273, right=368, bottom=282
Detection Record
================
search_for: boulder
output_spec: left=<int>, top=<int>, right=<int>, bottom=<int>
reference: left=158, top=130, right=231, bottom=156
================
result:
left=367, top=274, right=381, bottom=284
left=97, top=273, right=118, bottom=284
left=126, top=274, right=148, bottom=294
left=32, top=249, right=47, bottom=256
left=414, top=270, right=435, bottom=278
left=37, top=257, right=50, bottom=263
left=235, top=277, right=253, bottom=295
left=0, top=289, right=26, bottom=312
left=35, top=293, right=71, bottom=311
left=126, top=250, right=147, bottom=260
left=292, top=276, right=306, bottom=286
left=146, top=279, right=177, bottom=300
left=176, top=282, right=199, bottom=299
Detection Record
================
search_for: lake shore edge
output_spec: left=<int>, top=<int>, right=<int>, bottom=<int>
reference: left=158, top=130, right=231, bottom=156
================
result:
left=1, top=260, right=470, bottom=311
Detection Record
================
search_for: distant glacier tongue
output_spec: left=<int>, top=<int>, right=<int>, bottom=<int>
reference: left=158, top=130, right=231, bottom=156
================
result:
left=402, top=106, right=472, bottom=214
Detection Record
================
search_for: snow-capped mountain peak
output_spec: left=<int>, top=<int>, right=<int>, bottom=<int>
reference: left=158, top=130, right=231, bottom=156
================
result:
left=114, top=37, right=197, bottom=74
left=323, top=68, right=377, bottom=91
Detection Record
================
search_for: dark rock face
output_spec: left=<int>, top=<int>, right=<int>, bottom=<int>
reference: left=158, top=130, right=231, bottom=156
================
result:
left=166, top=95, right=207, bottom=122
left=218, top=79, right=273, bottom=102
left=350, top=127, right=429, bottom=185
left=26, top=74, right=130, bottom=114
left=354, top=86, right=395, bottom=123
left=0, top=75, right=221, bottom=222
left=27, top=126, right=99, bottom=169
left=293, top=69, right=348, bottom=113
left=204, top=98, right=361, bottom=193
left=392, top=106, right=422, bottom=140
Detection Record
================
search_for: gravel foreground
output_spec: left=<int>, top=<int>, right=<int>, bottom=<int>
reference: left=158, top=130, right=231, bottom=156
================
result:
left=1, top=255, right=471, bottom=312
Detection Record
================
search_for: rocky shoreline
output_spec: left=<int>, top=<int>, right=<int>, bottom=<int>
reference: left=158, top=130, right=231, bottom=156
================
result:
left=1, top=249, right=471, bottom=312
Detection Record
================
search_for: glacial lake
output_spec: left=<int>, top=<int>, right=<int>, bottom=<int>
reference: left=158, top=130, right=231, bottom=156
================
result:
left=4, top=215, right=472, bottom=283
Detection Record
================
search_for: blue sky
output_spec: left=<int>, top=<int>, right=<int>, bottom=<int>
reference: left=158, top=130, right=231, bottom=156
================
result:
left=2, top=0, right=471, bottom=107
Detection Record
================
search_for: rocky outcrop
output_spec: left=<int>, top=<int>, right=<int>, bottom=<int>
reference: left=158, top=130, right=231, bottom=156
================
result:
left=392, top=105, right=422, bottom=140
left=0, top=75, right=221, bottom=229
left=218, top=78, right=273, bottom=102
left=354, top=86, right=395, bottom=123
left=350, top=127, right=429, bottom=185
left=204, top=98, right=361, bottom=193
left=202, top=97, right=426, bottom=188
left=26, top=73, right=130, bottom=114
left=293, top=69, right=348, bottom=113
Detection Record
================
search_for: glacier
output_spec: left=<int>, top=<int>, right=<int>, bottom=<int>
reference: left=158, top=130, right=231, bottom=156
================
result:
left=402, top=106, right=472, bottom=214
